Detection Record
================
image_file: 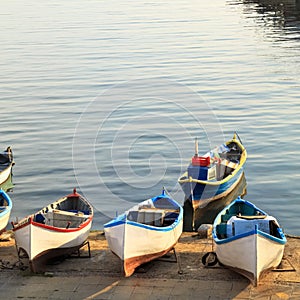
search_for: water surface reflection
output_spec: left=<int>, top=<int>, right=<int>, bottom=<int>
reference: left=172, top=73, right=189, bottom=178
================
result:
left=229, top=0, right=300, bottom=39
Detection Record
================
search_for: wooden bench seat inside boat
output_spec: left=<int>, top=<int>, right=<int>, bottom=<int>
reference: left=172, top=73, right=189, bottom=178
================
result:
left=44, top=209, right=88, bottom=228
left=226, top=216, right=276, bottom=237
left=137, top=208, right=165, bottom=226
left=217, top=215, right=278, bottom=239
left=127, top=207, right=179, bottom=227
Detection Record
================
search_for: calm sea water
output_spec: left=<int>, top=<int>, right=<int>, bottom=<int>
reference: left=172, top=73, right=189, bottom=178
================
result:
left=1, top=0, right=300, bottom=234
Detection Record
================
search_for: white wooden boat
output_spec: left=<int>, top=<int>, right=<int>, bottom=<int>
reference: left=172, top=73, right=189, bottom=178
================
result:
left=0, top=147, right=14, bottom=188
left=12, top=188, right=93, bottom=272
left=213, top=197, right=286, bottom=286
left=104, top=189, right=183, bottom=277
left=0, top=189, right=13, bottom=234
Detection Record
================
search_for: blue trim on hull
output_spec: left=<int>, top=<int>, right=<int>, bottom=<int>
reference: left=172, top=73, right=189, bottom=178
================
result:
left=0, top=189, right=12, bottom=218
left=212, top=197, right=287, bottom=245
left=104, top=191, right=183, bottom=232
left=213, top=226, right=287, bottom=245
left=181, top=168, right=243, bottom=201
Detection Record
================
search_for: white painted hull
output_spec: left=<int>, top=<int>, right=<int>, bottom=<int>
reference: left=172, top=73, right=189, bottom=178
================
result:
left=14, top=220, right=92, bottom=260
left=12, top=189, right=93, bottom=272
left=0, top=163, right=13, bottom=185
left=0, top=189, right=13, bottom=233
left=215, top=231, right=285, bottom=285
left=104, top=221, right=126, bottom=260
left=105, top=218, right=183, bottom=260
left=104, top=190, right=183, bottom=276
left=105, top=218, right=183, bottom=276
left=213, top=197, right=286, bottom=286
left=0, top=208, right=11, bottom=232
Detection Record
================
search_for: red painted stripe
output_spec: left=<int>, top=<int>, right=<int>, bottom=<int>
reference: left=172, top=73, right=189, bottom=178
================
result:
left=13, top=216, right=92, bottom=233
left=12, top=217, right=32, bottom=231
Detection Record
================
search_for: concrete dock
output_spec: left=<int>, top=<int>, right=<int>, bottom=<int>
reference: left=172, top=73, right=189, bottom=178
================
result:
left=0, top=231, right=300, bottom=299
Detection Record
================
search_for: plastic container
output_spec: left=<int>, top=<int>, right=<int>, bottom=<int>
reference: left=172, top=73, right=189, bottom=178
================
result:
left=191, top=156, right=210, bottom=167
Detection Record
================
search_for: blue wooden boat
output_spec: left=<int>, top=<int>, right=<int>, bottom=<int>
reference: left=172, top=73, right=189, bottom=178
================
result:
left=178, top=133, right=247, bottom=211
left=212, top=197, right=286, bottom=286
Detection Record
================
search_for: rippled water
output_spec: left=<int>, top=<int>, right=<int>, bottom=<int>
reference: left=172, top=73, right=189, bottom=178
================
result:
left=1, top=0, right=300, bottom=234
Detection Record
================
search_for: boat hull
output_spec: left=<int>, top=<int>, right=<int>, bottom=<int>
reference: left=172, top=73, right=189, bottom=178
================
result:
left=0, top=147, right=14, bottom=190
left=212, top=197, right=286, bottom=286
left=12, top=189, right=93, bottom=272
left=0, top=210, right=11, bottom=233
left=14, top=219, right=92, bottom=272
left=104, top=191, right=183, bottom=277
left=105, top=218, right=183, bottom=277
left=0, top=163, right=13, bottom=186
left=214, top=230, right=285, bottom=286
left=183, top=172, right=247, bottom=231
left=0, top=173, right=14, bottom=193
left=0, top=190, right=13, bottom=233
left=30, top=242, right=88, bottom=273
left=180, top=168, right=244, bottom=209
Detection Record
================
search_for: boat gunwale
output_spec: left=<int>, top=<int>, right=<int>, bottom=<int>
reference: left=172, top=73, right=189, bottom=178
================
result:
left=104, top=216, right=182, bottom=232
left=0, top=189, right=13, bottom=217
left=12, top=214, right=93, bottom=233
left=104, top=193, right=183, bottom=232
left=191, top=171, right=244, bottom=208
left=12, top=191, right=93, bottom=233
left=213, top=198, right=287, bottom=245
left=213, top=226, right=287, bottom=245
